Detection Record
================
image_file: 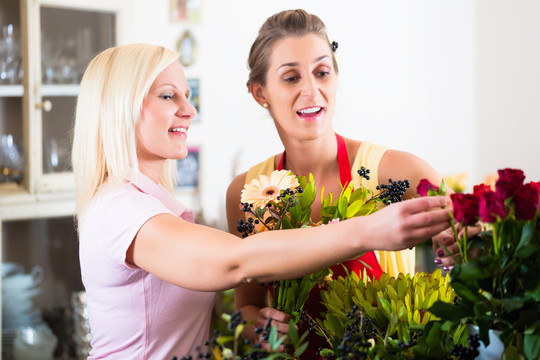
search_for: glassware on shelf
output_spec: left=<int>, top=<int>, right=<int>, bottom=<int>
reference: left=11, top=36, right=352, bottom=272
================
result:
left=0, top=24, right=22, bottom=85
left=0, top=133, right=24, bottom=184
left=44, top=138, right=70, bottom=174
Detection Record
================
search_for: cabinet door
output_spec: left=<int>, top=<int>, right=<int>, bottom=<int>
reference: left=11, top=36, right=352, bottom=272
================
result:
left=0, top=0, right=24, bottom=193
left=26, top=0, right=129, bottom=193
left=0, top=0, right=129, bottom=197
left=1, top=216, right=85, bottom=359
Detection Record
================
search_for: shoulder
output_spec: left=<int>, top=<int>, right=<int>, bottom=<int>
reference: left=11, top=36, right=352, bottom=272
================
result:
left=227, top=172, right=248, bottom=207
left=85, top=184, right=170, bottom=227
left=380, top=149, right=433, bottom=174
left=379, top=149, right=442, bottom=198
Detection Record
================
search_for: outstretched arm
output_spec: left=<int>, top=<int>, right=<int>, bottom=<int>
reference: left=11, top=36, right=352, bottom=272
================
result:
left=127, top=174, right=451, bottom=292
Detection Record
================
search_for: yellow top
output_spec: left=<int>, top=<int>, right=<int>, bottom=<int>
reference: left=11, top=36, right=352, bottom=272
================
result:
left=245, top=141, right=415, bottom=277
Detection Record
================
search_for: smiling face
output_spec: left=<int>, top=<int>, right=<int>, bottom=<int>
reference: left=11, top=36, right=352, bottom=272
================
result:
left=254, top=33, right=338, bottom=141
left=136, top=61, right=196, bottom=170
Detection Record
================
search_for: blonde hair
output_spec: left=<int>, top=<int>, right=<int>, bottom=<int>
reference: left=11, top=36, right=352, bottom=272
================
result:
left=247, top=9, right=339, bottom=90
left=72, top=43, right=179, bottom=217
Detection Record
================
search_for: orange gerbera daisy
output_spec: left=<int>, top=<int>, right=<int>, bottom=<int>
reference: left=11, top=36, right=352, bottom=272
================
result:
left=241, top=170, right=299, bottom=208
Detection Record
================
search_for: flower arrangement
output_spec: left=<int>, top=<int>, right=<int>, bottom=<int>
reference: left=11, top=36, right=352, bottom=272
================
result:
left=317, top=269, right=462, bottom=359
left=419, top=168, right=540, bottom=359
left=236, top=168, right=410, bottom=325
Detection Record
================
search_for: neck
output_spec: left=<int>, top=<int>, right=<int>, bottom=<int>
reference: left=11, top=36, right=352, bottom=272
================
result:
left=138, top=159, right=165, bottom=184
left=280, top=132, right=338, bottom=178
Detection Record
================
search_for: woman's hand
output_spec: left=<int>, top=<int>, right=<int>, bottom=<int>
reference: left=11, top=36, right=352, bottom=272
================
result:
left=367, top=196, right=452, bottom=251
left=432, top=223, right=482, bottom=270
left=254, top=307, right=292, bottom=352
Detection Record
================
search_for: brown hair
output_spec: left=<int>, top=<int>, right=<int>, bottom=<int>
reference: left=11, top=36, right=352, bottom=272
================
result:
left=246, top=9, right=339, bottom=91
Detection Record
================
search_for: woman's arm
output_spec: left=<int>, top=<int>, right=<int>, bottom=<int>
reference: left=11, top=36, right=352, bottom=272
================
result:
left=127, top=181, right=450, bottom=293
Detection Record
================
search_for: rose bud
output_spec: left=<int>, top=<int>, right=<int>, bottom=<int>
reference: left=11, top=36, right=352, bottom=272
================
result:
left=451, top=193, right=479, bottom=226
left=495, top=168, right=525, bottom=200
left=513, top=183, right=540, bottom=221
left=478, top=190, right=506, bottom=223
left=416, top=179, right=439, bottom=197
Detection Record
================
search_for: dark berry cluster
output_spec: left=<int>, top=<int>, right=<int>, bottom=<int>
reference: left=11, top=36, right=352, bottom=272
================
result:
left=448, top=334, right=481, bottom=359
left=376, top=178, right=410, bottom=205
left=320, top=305, right=376, bottom=359
left=237, top=216, right=259, bottom=238
left=357, top=166, right=371, bottom=180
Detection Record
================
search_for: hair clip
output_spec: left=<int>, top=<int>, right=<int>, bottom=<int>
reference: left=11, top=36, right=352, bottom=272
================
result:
left=331, top=41, right=338, bottom=52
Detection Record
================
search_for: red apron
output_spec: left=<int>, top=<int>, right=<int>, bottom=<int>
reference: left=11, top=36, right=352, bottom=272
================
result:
left=278, top=133, right=383, bottom=358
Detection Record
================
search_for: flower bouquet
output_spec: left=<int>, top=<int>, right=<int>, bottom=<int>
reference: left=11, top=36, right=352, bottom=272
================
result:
left=420, top=168, right=540, bottom=359
left=317, top=268, right=461, bottom=359
left=237, top=169, right=410, bottom=324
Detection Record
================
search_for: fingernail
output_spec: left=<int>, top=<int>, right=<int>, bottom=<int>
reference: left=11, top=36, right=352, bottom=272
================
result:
left=437, top=250, right=445, bottom=257
left=443, top=266, right=450, bottom=272
left=434, top=258, right=442, bottom=265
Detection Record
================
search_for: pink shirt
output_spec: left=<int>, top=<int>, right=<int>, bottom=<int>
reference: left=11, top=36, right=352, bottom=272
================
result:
left=79, top=170, right=216, bottom=359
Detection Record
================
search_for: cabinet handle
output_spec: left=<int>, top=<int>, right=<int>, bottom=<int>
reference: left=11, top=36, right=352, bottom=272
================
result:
left=35, top=100, right=53, bottom=112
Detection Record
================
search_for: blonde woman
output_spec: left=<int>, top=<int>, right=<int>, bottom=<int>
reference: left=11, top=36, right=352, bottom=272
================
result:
left=72, top=43, right=450, bottom=359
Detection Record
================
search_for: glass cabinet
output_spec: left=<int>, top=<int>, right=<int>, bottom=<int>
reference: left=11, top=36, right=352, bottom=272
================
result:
left=1, top=0, right=129, bottom=358
left=1, top=0, right=129, bottom=197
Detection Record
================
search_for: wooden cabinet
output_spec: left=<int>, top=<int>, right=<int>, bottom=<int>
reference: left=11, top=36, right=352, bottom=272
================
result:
left=1, top=0, right=130, bottom=358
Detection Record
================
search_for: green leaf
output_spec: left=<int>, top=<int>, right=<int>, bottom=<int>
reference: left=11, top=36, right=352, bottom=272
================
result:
left=454, top=261, right=490, bottom=282
left=294, top=342, right=309, bottom=357
left=338, top=196, right=348, bottom=219
left=524, top=334, right=540, bottom=360
left=503, top=345, right=524, bottom=360
left=350, top=187, right=367, bottom=203
left=280, top=217, right=292, bottom=230
left=379, top=296, right=392, bottom=316
left=428, top=300, right=469, bottom=321
left=289, top=200, right=301, bottom=221
left=234, top=323, right=245, bottom=339
left=450, top=282, right=478, bottom=303
left=516, top=222, right=537, bottom=258
left=425, top=321, right=443, bottom=345
left=288, top=320, right=299, bottom=345
left=299, top=181, right=315, bottom=209
left=439, top=178, right=447, bottom=196
left=355, top=201, right=377, bottom=216
left=345, top=199, right=365, bottom=219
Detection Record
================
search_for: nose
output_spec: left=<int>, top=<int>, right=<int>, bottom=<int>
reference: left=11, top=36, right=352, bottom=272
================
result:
left=176, top=98, right=197, bottom=120
left=300, top=76, right=317, bottom=98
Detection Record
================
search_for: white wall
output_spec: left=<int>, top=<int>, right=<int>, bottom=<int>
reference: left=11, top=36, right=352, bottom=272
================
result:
left=475, top=0, right=540, bottom=184
left=128, top=1, right=539, bottom=229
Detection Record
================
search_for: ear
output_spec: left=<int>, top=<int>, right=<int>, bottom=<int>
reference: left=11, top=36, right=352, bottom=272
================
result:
left=249, top=83, right=268, bottom=108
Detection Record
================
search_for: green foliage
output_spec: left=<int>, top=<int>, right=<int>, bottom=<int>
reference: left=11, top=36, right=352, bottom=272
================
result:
left=243, top=172, right=387, bottom=325
left=317, top=269, right=465, bottom=358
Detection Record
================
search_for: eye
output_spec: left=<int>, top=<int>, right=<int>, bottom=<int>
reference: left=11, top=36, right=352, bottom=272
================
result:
left=284, top=75, right=299, bottom=83
left=160, top=92, right=173, bottom=100
left=317, top=70, right=331, bottom=78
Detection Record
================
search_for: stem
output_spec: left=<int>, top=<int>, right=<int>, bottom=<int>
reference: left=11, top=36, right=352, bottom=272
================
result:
left=462, top=226, right=469, bottom=262
left=492, top=222, right=500, bottom=256
left=449, top=220, right=465, bottom=261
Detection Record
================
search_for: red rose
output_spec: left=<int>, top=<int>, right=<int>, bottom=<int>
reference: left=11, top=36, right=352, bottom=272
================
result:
left=478, top=190, right=506, bottom=223
left=416, top=179, right=439, bottom=197
left=531, top=181, right=540, bottom=196
left=473, top=183, right=492, bottom=196
left=451, top=193, right=479, bottom=226
left=495, top=168, right=525, bottom=200
left=513, top=183, right=540, bottom=221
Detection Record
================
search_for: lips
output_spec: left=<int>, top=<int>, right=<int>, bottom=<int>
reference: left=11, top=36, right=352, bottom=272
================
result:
left=168, top=126, right=188, bottom=133
left=296, top=106, right=323, bottom=119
